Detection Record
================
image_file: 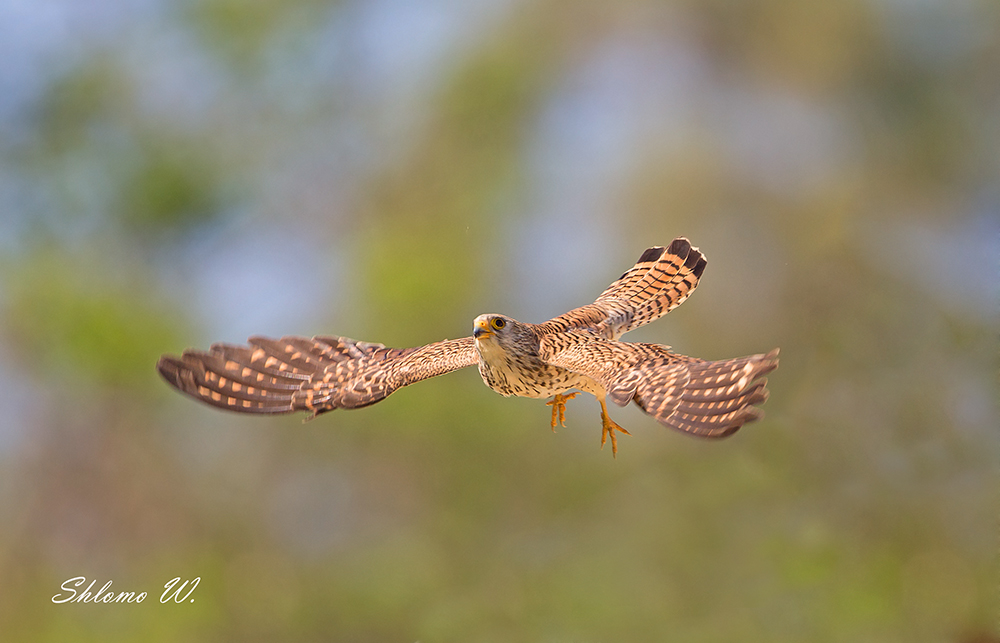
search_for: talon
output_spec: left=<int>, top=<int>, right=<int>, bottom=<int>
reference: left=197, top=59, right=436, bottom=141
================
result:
left=599, top=399, right=630, bottom=457
left=546, top=392, right=578, bottom=431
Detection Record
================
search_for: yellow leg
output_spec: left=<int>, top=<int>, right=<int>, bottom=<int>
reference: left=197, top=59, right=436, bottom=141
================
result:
left=546, top=392, right=578, bottom=431
left=599, top=398, right=631, bottom=457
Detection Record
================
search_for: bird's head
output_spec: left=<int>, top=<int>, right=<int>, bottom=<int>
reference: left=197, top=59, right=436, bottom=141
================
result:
left=473, top=313, right=508, bottom=341
left=472, top=313, right=531, bottom=353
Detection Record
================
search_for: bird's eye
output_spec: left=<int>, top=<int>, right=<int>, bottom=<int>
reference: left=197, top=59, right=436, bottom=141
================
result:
left=491, top=317, right=506, bottom=330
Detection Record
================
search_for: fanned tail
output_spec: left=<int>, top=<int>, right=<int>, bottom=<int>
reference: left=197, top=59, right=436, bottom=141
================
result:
left=539, top=237, right=708, bottom=339
left=596, top=237, right=707, bottom=338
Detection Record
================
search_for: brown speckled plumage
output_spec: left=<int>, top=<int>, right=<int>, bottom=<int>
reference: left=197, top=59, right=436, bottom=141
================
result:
left=157, top=237, right=778, bottom=455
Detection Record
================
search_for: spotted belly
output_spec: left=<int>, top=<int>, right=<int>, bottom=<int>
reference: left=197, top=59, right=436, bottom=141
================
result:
left=477, top=352, right=594, bottom=399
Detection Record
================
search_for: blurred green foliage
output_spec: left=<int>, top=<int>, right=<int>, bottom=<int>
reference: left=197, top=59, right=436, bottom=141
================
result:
left=3, top=253, right=183, bottom=391
left=185, top=0, right=337, bottom=68
left=0, top=0, right=996, bottom=641
left=117, top=140, right=222, bottom=231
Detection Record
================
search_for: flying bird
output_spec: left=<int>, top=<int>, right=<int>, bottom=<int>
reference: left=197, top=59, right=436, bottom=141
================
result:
left=157, top=238, right=778, bottom=456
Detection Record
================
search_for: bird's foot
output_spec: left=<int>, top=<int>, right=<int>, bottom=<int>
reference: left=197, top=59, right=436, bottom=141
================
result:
left=546, top=392, right=578, bottom=431
left=599, top=404, right=631, bottom=458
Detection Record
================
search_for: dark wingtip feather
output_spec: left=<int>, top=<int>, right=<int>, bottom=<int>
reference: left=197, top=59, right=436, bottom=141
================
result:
left=667, top=237, right=691, bottom=258
left=156, top=355, right=184, bottom=388
left=637, top=246, right=666, bottom=264
left=692, top=256, right=707, bottom=278
left=686, top=246, right=707, bottom=278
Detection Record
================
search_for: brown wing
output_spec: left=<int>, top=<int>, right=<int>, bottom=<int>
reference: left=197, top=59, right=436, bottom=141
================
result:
left=157, top=335, right=477, bottom=417
left=539, top=331, right=778, bottom=438
left=539, top=237, right=707, bottom=339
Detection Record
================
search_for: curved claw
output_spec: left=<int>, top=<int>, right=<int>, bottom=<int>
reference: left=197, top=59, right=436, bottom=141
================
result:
left=599, top=399, right=630, bottom=458
left=546, top=392, right=578, bottom=431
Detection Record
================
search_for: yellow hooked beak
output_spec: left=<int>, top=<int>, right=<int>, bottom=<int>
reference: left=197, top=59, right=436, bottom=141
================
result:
left=473, top=318, right=493, bottom=339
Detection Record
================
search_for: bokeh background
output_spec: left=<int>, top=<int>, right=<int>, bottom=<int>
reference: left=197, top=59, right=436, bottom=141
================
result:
left=1, top=0, right=997, bottom=641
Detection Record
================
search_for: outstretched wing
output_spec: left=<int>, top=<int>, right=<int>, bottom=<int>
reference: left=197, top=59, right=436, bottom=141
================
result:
left=540, top=237, right=707, bottom=340
left=157, top=335, right=477, bottom=417
left=539, top=331, right=778, bottom=438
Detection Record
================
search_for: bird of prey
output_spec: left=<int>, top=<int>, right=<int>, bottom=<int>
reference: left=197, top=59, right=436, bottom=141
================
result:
left=157, top=238, right=778, bottom=456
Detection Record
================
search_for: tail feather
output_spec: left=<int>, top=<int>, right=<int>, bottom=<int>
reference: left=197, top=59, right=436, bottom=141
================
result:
left=596, top=237, right=707, bottom=337
left=597, top=245, right=668, bottom=303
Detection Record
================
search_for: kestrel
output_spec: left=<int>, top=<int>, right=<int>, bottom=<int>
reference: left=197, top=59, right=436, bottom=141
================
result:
left=157, top=238, right=778, bottom=456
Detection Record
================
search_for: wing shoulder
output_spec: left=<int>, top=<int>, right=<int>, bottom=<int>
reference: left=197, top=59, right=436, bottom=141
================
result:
left=539, top=331, right=670, bottom=406
left=539, top=330, right=779, bottom=438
